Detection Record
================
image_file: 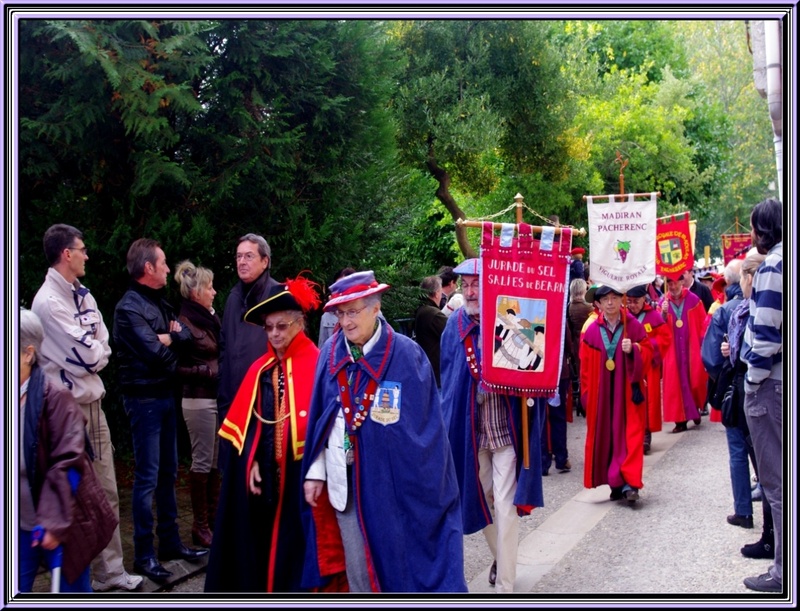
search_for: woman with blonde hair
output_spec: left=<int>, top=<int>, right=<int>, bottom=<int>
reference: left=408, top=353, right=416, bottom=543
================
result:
left=174, top=260, right=221, bottom=548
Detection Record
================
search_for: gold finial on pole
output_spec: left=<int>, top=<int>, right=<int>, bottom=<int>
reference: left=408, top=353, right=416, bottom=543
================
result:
left=614, top=151, right=629, bottom=201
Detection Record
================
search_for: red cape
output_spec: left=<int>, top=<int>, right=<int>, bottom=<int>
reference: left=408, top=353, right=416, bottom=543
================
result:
left=660, top=290, right=708, bottom=422
left=635, top=305, right=672, bottom=433
left=218, top=332, right=346, bottom=588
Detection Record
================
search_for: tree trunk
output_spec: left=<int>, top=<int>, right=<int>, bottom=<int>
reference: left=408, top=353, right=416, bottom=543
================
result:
left=426, top=147, right=477, bottom=260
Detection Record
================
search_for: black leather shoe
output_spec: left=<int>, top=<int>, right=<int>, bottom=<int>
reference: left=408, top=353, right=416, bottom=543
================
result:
left=488, top=560, right=497, bottom=586
left=727, top=513, right=754, bottom=529
left=158, top=542, right=210, bottom=562
left=609, top=486, right=624, bottom=500
left=623, top=487, right=639, bottom=504
left=133, top=557, right=172, bottom=583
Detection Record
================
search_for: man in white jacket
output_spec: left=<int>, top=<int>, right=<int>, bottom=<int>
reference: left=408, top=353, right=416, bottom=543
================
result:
left=31, top=224, right=143, bottom=592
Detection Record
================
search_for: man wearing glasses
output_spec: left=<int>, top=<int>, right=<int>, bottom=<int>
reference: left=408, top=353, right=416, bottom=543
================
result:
left=218, top=234, right=278, bottom=434
left=302, top=271, right=467, bottom=592
left=208, top=276, right=347, bottom=592
left=31, top=224, right=143, bottom=592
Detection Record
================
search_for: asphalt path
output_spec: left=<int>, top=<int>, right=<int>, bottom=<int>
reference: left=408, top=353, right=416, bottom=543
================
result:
left=155, top=415, right=792, bottom=604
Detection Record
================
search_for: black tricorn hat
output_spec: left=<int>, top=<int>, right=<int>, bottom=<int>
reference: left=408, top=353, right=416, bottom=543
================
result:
left=243, top=275, right=321, bottom=326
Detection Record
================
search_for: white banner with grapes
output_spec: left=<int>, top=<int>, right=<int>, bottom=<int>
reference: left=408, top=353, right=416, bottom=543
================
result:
left=586, top=193, right=657, bottom=294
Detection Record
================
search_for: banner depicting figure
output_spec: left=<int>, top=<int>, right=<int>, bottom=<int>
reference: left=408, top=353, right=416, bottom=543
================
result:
left=586, top=193, right=658, bottom=292
left=480, top=221, right=571, bottom=397
left=656, top=213, right=693, bottom=279
left=721, top=233, right=751, bottom=264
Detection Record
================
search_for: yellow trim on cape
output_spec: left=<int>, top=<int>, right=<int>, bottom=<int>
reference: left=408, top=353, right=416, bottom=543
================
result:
left=219, top=356, right=275, bottom=454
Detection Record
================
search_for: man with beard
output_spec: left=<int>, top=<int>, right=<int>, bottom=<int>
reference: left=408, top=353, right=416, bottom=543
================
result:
left=440, top=258, right=544, bottom=593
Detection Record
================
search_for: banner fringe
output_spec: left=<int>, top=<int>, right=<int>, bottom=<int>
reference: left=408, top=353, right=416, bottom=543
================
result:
left=480, top=381, right=557, bottom=398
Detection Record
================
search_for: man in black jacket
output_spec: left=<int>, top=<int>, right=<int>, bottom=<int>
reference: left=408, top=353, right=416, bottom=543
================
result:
left=414, top=275, right=447, bottom=387
left=217, top=234, right=278, bottom=469
left=682, top=268, right=714, bottom=313
left=113, top=238, right=207, bottom=583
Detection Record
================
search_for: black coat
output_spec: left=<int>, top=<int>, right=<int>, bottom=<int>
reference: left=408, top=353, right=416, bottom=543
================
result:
left=689, top=278, right=715, bottom=312
left=218, top=271, right=278, bottom=418
left=414, top=297, right=447, bottom=386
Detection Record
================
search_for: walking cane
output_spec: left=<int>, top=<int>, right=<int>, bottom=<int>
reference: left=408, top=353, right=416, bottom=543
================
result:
left=32, top=526, right=63, bottom=593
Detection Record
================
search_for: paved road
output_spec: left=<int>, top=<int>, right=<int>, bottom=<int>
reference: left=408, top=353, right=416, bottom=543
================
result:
left=163, top=415, right=789, bottom=602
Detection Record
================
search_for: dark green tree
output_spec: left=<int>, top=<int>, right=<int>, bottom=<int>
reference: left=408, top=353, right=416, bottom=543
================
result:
left=390, top=20, right=575, bottom=258
left=19, top=19, right=214, bottom=312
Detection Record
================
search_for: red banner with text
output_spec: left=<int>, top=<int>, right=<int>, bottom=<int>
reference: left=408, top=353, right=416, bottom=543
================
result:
left=721, top=233, right=751, bottom=265
left=480, top=222, right=571, bottom=397
left=656, top=213, right=693, bottom=280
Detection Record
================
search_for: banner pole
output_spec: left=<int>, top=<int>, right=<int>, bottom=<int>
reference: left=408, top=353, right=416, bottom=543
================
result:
left=456, top=219, right=586, bottom=236
left=516, top=193, right=530, bottom=470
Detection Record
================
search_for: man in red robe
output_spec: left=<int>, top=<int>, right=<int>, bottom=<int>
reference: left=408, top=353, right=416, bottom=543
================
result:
left=625, top=284, right=672, bottom=454
left=658, top=275, right=708, bottom=433
left=580, top=285, right=652, bottom=504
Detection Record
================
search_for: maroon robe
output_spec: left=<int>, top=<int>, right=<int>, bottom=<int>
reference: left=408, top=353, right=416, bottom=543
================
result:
left=580, top=311, right=652, bottom=490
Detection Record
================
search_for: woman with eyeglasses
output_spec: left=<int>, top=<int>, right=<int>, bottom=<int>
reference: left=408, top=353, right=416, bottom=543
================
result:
left=301, top=270, right=467, bottom=592
left=173, top=261, right=221, bottom=550
left=207, top=276, right=346, bottom=593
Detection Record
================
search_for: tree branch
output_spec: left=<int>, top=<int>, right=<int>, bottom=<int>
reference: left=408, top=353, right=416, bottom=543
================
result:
left=426, top=143, right=477, bottom=259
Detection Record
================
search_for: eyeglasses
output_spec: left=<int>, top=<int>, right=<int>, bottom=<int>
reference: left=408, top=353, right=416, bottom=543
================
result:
left=264, top=319, right=299, bottom=333
left=333, top=305, right=368, bottom=320
left=67, top=246, right=88, bottom=256
left=235, top=252, right=261, bottom=262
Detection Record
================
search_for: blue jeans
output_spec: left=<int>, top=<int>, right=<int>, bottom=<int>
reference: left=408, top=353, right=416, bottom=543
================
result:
left=19, top=529, right=91, bottom=592
left=123, top=395, right=181, bottom=562
left=725, top=426, right=753, bottom=517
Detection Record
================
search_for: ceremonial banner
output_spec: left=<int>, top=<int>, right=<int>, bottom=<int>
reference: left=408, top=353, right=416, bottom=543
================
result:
left=721, top=233, right=751, bottom=264
left=480, top=221, right=571, bottom=397
left=656, top=213, right=693, bottom=279
left=586, top=193, right=658, bottom=292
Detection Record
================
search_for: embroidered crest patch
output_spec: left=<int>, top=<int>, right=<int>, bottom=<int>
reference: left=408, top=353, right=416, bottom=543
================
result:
left=370, top=381, right=401, bottom=426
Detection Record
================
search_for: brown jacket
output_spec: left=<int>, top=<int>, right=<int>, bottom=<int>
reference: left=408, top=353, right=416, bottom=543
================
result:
left=177, top=299, right=221, bottom=399
left=26, top=367, right=117, bottom=583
